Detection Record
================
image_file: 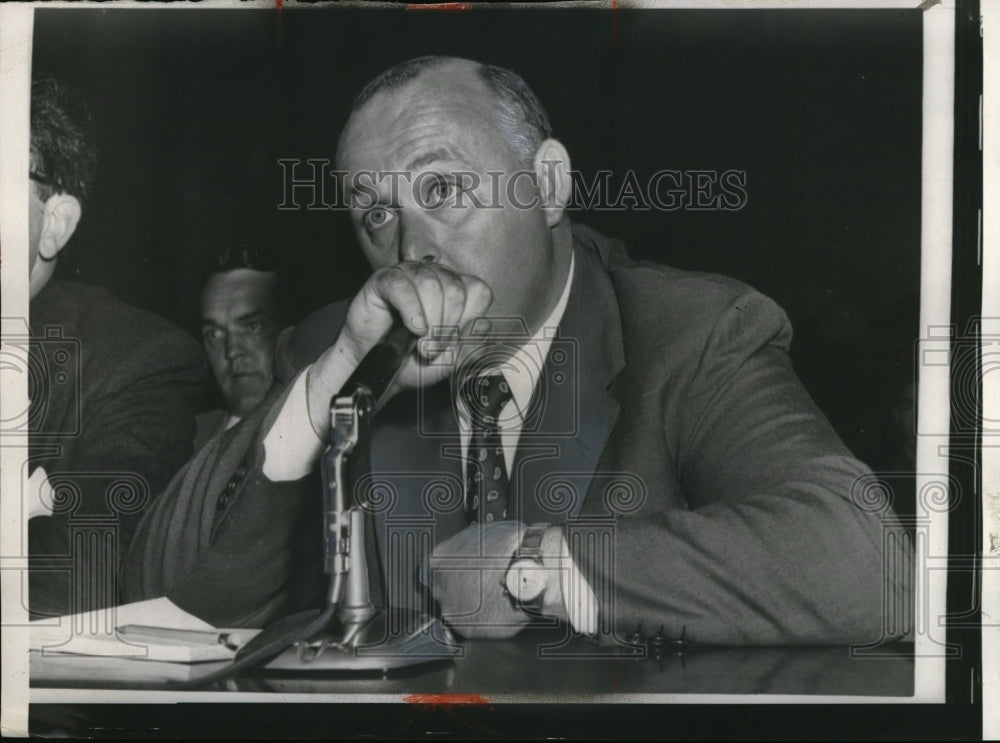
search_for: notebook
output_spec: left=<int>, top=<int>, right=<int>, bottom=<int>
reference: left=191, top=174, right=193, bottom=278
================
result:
left=30, top=597, right=259, bottom=663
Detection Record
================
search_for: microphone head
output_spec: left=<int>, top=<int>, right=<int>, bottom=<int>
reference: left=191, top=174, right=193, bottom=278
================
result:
left=341, top=321, right=417, bottom=413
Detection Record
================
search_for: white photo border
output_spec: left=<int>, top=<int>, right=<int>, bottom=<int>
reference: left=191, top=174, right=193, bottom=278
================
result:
left=1, top=0, right=981, bottom=736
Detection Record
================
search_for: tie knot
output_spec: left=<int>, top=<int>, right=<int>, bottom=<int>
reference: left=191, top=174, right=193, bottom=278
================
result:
left=460, top=373, right=512, bottom=428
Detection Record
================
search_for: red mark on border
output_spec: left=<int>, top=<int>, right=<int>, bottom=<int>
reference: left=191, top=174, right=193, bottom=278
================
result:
left=406, top=2, right=471, bottom=10
left=612, top=0, right=619, bottom=50
left=404, top=693, right=490, bottom=708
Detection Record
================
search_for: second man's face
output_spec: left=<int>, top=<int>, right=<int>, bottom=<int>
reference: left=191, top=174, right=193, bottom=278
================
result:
left=201, top=268, right=282, bottom=418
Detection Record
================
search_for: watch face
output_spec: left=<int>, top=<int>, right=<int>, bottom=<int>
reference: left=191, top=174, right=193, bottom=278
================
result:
left=505, top=558, right=547, bottom=603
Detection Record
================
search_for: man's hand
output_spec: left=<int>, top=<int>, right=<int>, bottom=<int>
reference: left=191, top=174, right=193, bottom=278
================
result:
left=306, top=261, right=492, bottom=435
left=422, top=521, right=532, bottom=640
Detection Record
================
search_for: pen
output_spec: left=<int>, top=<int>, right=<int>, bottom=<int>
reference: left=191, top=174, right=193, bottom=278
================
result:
left=116, top=624, right=243, bottom=651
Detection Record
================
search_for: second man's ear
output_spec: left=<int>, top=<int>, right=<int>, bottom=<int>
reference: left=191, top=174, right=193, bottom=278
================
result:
left=533, top=139, right=572, bottom=228
left=38, top=193, right=82, bottom=262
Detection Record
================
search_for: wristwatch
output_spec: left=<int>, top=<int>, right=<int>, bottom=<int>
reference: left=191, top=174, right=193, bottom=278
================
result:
left=504, top=523, right=550, bottom=610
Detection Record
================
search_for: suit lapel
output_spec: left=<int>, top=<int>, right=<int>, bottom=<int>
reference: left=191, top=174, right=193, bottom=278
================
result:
left=369, top=382, right=463, bottom=518
left=513, top=231, right=625, bottom=524
left=368, top=382, right=466, bottom=609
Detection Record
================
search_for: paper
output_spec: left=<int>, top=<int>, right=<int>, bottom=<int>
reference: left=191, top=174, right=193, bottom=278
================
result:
left=30, top=597, right=258, bottom=663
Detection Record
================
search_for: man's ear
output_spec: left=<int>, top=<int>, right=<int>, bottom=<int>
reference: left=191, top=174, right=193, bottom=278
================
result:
left=533, top=139, right=572, bottom=228
left=37, top=193, right=81, bottom=262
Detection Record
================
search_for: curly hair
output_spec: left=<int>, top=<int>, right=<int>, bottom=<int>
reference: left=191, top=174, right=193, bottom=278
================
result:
left=30, top=75, right=98, bottom=205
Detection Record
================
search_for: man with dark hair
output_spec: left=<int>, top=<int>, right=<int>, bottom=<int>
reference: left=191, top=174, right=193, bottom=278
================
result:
left=26, top=75, right=205, bottom=617
left=27, top=75, right=97, bottom=299
left=124, top=57, right=910, bottom=646
left=195, top=241, right=290, bottom=449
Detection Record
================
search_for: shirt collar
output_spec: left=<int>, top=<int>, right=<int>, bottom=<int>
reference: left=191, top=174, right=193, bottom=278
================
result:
left=457, top=253, right=576, bottom=422
left=503, top=253, right=575, bottom=417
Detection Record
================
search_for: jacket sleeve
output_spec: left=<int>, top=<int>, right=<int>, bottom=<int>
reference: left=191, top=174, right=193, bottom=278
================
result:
left=569, top=291, right=912, bottom=645
left=121, top=304, right=348, bottom=628
left=29, top=325, right=205, bottom=617
left=120, top=374, right=326, bottom=628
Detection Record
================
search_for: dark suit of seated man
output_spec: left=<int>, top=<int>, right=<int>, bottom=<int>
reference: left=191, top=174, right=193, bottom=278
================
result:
left=122, top=56, right=912, bottom=645
left=26, top=76, right=205, bottom=617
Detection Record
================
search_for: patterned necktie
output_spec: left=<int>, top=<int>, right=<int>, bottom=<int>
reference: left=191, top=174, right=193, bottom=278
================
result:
left=460, top=373, right=513, bottom=525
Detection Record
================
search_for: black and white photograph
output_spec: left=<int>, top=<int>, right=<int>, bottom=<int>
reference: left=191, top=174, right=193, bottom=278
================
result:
left=0, top=1, right=990, bottom=739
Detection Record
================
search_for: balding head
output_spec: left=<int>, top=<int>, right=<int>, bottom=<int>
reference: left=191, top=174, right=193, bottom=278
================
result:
left=339, top=56, right=552, bottom=168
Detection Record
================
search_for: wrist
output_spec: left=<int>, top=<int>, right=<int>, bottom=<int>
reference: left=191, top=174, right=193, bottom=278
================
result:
left=307, top=336, right=367, bottom=437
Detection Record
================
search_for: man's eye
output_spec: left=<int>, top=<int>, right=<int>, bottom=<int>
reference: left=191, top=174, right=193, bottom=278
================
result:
left=426, top=175, right=454, bottom=206
left=202, top=328, right=223, bottom=343
left=247, top=320, right=263, bottom=332
left=363, top=207, right=396, bottom=230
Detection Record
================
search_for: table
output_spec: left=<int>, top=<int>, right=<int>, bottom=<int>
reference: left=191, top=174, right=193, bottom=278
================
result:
left=30, top=625, right=914, bottom=698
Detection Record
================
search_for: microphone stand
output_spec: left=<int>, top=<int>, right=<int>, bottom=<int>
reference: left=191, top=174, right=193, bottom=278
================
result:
left=260, top=325, right=460, bottom=673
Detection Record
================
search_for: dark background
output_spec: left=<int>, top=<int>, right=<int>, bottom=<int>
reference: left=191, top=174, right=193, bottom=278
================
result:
left=32, top=7, right=923, bottom=472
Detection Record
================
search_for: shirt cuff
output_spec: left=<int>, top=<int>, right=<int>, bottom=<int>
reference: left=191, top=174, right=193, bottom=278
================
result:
left=28, top=466, right=54, bottom=519
left=543, top=525, right=598, bottom=635
left=262, top=367, right=325, bottom=482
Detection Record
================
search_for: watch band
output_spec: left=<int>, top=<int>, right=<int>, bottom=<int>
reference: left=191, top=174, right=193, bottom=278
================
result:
left=515, top=523, right=550, bottom=560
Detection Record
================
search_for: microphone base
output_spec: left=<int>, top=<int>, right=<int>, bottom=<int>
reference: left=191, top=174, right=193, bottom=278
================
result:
left=263, top=609, right=461, bottom=673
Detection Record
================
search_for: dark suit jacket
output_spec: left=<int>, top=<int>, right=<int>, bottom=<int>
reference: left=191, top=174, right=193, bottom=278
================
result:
left=28, top=279, right=205, bottom=617
left=193, top=408, right=231, bottom=452
left=123, top=225, right=911, bottom=644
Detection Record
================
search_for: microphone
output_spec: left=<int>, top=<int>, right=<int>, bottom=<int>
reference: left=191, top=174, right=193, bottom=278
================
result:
left=323, top=318, right=416, bottom=594
left=221, top=322, right=417, bottom=675
left=340, top=320, right=418, bottom=415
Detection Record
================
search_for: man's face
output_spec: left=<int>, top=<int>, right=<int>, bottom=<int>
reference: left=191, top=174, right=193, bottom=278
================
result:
left=200, top=268, right=282, bottom=417
left=338, top=61, right=561, bottom=338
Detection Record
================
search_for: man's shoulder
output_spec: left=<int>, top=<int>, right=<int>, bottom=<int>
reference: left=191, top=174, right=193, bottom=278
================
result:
left=616, top=258, right=754, bottom=309
left=36, top=279, right=186, bottom=334
left=575, top=224, right=772, bottom=326
left=285, top=299, right=351, bottom=369
left=573, top=224, right=791, bottom=367
left=33, top=280, right=202, bottom=364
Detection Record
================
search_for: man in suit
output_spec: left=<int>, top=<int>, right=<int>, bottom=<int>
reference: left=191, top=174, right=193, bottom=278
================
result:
left=123, top=57, right=910, bottom=645
left=194, top=241, right=290, bottom=451
left=26, top=75, right=205, bottom=617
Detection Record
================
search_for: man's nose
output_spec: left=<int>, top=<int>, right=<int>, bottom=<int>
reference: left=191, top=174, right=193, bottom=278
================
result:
left=224, top=333, right=245, bottom=361
left=398, top=216, right=440, bottom=264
